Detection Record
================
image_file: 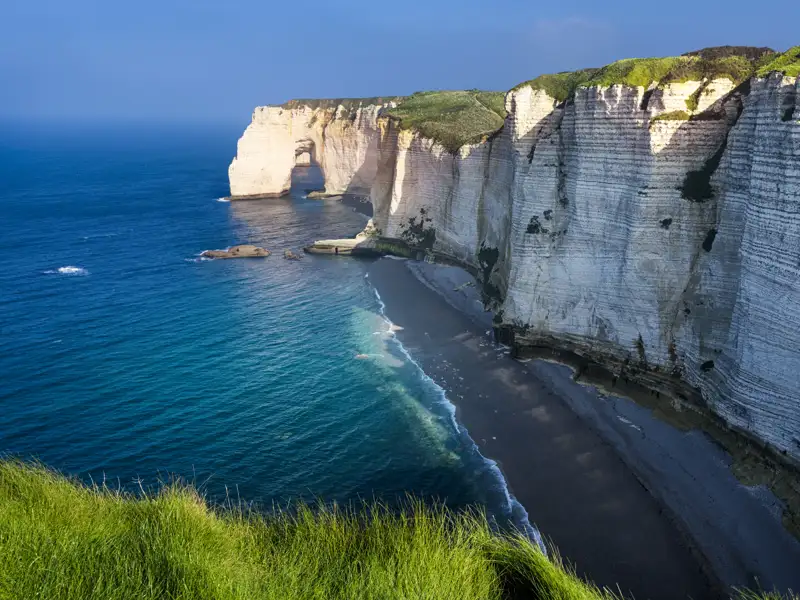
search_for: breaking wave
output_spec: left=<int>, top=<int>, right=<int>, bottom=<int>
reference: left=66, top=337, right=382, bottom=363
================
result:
left=44, top=266, right=89, bottom=276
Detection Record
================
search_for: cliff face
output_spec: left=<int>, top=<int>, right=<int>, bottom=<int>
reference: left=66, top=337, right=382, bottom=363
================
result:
left=228, top=101, right=393, bottom=197
left=370, top=120, right=513, bottom=270
left=677, top=74, right=800, bottom=455
left=504, top=80, right=738, bottom=370
left=228, top=58, right=800, bottom=460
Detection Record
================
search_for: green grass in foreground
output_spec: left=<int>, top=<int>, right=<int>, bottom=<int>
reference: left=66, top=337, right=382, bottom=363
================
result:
left=384, top=90, right=507, bottom=153
left=0, top=460, right=617, bottom=600
left=0, top=460, right=795, bottom=600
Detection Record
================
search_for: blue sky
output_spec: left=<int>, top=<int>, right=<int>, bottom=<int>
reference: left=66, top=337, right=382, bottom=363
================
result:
left=2, top=0, right=797, bottom=122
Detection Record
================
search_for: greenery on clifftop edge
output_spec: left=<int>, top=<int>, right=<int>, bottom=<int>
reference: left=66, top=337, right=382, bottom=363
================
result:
left=512, top=46, right=786, bottom=101
left=756, top=46, right=800, bottom=77
left=586, top=46, right=773, bottom=88
left=0, top=460, right=795, bottom=599
left=279, top=97, right=404, bottom=110
left=384, top=90, right=507, bottom=153
left=511, top=69, right=599, bottom=102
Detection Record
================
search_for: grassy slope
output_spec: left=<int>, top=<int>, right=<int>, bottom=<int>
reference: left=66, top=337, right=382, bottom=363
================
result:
left=0, top=461, right=795, bottom=599
left=384, top=90, right=507, bottom=153
left=0, top=460, right=618, bottom=600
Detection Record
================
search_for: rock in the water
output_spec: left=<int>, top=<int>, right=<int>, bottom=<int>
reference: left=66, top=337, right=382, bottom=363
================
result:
left=283, top=249, right=303, bottom=260
left=307, top=190, right=341, bottom=200
left=201, top=245, right=270, bottom=259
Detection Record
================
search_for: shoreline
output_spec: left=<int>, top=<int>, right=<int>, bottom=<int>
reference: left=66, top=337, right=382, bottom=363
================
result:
left=370, top=280, right=545, bottom=551
left=367, top=257, right=800, bottom=600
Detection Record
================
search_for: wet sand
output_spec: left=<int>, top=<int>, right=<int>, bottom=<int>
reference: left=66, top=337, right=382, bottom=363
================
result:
left=368, top=257, right=800, bottom=600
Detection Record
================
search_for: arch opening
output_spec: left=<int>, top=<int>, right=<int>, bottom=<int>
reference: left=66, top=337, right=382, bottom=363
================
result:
left=291, top=139, right=324, bottom=194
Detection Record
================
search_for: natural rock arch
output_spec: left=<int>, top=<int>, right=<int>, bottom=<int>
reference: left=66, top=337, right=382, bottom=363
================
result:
left=294, top=138, right=316, bottom=167
left=228, top=103, right=389, bottom=198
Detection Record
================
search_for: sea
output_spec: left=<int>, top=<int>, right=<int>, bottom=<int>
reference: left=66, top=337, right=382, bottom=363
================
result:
left=0, top=121, right=527, bottom=530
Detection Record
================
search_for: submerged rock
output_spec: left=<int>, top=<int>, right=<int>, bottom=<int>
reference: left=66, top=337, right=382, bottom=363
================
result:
left=283, top=249, right=303, bottom=260
left=201, top=245, right=270, bottom=259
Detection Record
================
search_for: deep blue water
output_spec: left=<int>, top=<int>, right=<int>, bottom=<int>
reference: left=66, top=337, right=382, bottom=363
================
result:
left=0, top=123, right=521, bottom=523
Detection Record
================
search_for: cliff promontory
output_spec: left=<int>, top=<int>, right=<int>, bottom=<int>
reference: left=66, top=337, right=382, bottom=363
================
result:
left=229, top=45, right=800, bottom=464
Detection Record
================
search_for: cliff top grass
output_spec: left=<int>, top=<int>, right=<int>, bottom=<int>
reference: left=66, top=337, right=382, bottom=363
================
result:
left=279, top=97, right=404, bottom=110
left=756, top=46, right=800, bottom=77
left=511, top=69, right=600, bottom=102
left=513, top=46, right=779, bottom=100
left=384, top=90, right=507, bottom=153
left=587, top=47, right=773, bottom=88
left=0, top=460, right=621, bottom=600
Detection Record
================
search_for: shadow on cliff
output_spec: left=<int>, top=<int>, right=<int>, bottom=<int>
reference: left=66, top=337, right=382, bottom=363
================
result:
left=340, top=158, right=375, bottom=218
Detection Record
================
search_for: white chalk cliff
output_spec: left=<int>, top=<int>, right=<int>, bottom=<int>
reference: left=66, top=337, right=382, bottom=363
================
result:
left=229, top=54, right=800, bottom=462
left=229, top=100, right=396, bottom=197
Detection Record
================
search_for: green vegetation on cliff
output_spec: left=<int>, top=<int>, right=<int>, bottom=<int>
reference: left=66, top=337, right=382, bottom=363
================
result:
left=511, top=69, right=599, bottom=102
left=586, top=56, right=685, bottom=88
left=586, top=47, right=771, bottom=88
left=651, top=110, right=691, bottom=122
left=756, top=46, right=800, bottom=77
left=279, top=97, right=404, bottom=110
left=384, top=90, right=507, bottom=153
left=513, top=46, right=781, bottom=102
left=0, top=460, right=794, bottom=600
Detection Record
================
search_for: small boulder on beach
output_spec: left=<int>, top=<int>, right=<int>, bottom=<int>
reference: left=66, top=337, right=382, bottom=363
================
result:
left=201, top=245, right=270, bottom=259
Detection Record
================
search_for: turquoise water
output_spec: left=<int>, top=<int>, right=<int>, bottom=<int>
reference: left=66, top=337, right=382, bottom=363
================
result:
left=0, top=123, right=522, bottom=523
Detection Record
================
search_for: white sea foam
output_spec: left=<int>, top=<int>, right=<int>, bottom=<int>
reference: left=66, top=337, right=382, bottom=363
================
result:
left=216, top=197, right=230, bottom=203
left=369, top=284, right=545, bottom=552
left=81, top=232, right=119, bottom=241
left=185, top=256, right=212, bottom=263
left=44, top=266, right=89, bottom=276
left=617, top=415, right=643, bottom=432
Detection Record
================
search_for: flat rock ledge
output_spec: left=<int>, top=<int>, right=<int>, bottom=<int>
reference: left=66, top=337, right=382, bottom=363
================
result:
left=305, top=236, right=380, bottom=256
left=201, top=245, right=270, bottom=259
left=306, top=191, right=342, bottom=200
